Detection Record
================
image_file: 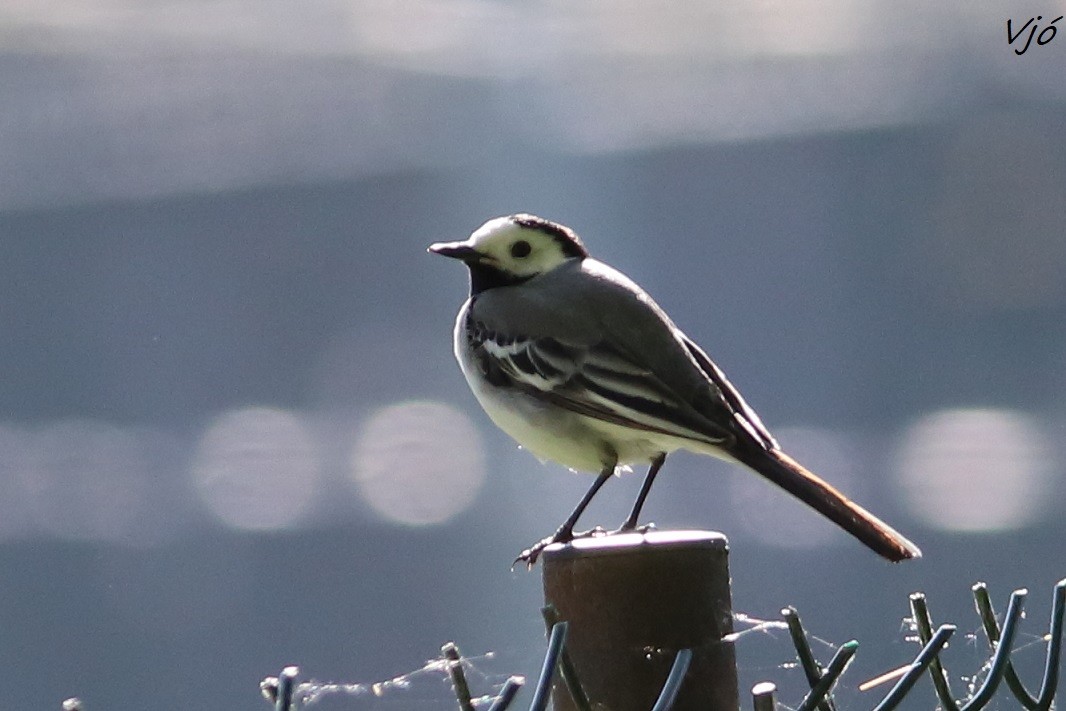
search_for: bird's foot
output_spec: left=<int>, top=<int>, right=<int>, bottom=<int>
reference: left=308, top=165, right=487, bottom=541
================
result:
left=512, top=526, right=608, bottom=570
left=512, top=537, right=557, bottom=570
left=613, top=520, right=657, bottom=536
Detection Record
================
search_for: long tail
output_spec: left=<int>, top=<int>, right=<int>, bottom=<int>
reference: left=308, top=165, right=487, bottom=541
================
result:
left=731, top=445, right=921, bottom=562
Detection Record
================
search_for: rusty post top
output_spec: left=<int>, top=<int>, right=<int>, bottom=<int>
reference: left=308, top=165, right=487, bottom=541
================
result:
left=541, top=529, right=728, bottom=562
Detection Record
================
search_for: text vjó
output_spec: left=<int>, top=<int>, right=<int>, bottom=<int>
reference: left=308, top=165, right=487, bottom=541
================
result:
left=1008, top=15, right=1061, bottom=55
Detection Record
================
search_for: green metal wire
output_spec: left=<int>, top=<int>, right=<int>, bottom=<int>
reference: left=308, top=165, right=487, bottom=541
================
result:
left=752, top=682, right=777, bottom=711
left=974, top=580, right=1066, bottom=711
left=442, top=642, right=476, bottom=711
left=871, top=624, right=956, bottom=711
left=909, top=593, right=958, bottom=710
left=957, top=589, right=1026, bottom=710
left=274, top=666, right=298, bottom=711
left=650, top=649, right=693, bottom=711
left=1034, top=579, right=1066, bottom=711
left=541, top=605, right=592, bottom=711
left=783, top=606, right=836, bottom=711
left=974, top=580, right=1065, bottom=711
left=528, top=622, right=568, bottom=711
left=972, top=583, right=1038, bottom=709
left=487, top=676, right=525, bottom=711
left=794, top=641, right=858, bottom=711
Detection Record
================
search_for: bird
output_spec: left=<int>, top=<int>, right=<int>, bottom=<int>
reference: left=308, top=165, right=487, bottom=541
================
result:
left=429, top=214, right=921, bottom=567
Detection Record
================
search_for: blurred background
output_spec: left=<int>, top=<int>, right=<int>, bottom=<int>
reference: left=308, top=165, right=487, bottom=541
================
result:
left=1, top=1, right=1065, bottom=708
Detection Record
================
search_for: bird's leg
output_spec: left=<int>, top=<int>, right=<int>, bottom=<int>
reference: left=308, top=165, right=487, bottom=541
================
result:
left=617, top=452, right=667, bottom=532
left=514, top=461, right=615, bottom=569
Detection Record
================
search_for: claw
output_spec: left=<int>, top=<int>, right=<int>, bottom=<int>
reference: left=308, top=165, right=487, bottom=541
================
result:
left=512, top=525, right=621, bottom=570
left=512, top=535, right=559, bottom=570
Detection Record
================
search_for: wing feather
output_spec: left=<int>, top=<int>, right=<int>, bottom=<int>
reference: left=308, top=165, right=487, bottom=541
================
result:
left=467, top=318, right=733, bottom=446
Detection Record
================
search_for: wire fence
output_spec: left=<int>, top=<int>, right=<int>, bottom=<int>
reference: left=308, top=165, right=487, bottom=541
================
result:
left=56, top=577, right=1061, bottom=710
left=249, top=578, right=1063, bottom=711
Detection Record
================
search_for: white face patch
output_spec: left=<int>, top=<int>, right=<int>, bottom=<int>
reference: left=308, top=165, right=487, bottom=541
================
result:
left=466, top=216, right=574, bottom=279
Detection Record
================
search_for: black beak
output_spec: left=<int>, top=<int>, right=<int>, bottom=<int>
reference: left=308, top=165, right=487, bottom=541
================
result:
left=427, top=241, right=479, bottom=261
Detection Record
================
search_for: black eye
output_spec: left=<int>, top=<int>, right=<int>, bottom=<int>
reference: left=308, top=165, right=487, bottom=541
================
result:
left=510, top=240, right=532, bottom=259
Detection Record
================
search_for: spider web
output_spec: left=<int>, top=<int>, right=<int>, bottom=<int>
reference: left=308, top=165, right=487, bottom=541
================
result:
left=269, top=609, right=1055, bottom=710
left=279, top=651, right=520, bottom=709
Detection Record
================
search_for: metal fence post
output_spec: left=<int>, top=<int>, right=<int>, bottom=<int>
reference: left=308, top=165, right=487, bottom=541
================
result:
left=542, top=530, right=739, bottom=711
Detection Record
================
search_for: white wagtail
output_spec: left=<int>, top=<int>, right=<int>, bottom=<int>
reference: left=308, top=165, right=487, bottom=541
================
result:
left=430, top=214, right=921, bottom=566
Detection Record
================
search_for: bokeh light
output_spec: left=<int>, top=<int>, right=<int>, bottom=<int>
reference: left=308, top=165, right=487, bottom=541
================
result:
left=0, top=425, right=42, bottom=540
left=191, top=407, right=320, bottom=531
left=350, top=400, right=485, bottom=526
left=895, top=408, right=1054, bottom=532
left=19, top=420, right=151, bottom=544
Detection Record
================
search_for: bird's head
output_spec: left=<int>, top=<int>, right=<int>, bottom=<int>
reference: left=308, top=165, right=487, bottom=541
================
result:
left=429, top=214, right=589, bottom=293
